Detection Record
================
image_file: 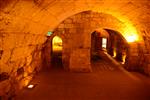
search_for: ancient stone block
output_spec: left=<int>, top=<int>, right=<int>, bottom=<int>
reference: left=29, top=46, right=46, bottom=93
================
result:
left=69, top=48, right=91, bottom=72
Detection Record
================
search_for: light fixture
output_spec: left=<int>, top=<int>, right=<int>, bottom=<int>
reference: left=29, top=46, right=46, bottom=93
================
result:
left=27, top=84, right=35, bottom=89
left=126, top=35, right=137, bottom=42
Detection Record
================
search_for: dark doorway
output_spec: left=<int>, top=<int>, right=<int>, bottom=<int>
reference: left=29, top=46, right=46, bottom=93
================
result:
left=91, top=31, right=102, bottom=61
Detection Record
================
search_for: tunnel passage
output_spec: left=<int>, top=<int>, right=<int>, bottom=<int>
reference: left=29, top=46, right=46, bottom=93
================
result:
left=104, top=29, right=128, bottom=64
left=42, top=11, right=143, bottom=73
left=51, top=36, right=63, bottom=68
left=1, top=0, right=150, bottom=99
left=90, top=29, right=128, bottom=69
left=91, top=30, right=109, bottom=61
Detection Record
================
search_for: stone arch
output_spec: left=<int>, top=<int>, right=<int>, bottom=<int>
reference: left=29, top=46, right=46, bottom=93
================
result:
left=90, top=29, right=110, bottom=61
left=52, top=10, right=143, bottom=72
left=42, top=30, right=70, bottom=70
left=104, top=29, right=129, bottom=64
left=52, top=36, right=63, bottom=53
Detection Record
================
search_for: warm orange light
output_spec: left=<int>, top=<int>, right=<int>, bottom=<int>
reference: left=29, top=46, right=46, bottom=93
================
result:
left=52, top=36, right=62, bottom=52
left=122, top=53, right=126, bottom=64
left=102, top=38, right=107, bottom=48
left=113, top=49, right=116, bottom=58
left=126, top=35, right=137, bottom=42
left=24, top=79, right=30, bottom=87
left=27, top=84, right=34, bottom=89
left=122, top=22, right=139, bottom=42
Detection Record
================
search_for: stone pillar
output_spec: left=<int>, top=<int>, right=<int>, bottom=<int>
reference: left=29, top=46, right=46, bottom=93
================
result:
left=125, top=42, right=139, bottom=71
left=69, top=48, right=92, bottom=72
left=143, top=54, right=150, bottom=75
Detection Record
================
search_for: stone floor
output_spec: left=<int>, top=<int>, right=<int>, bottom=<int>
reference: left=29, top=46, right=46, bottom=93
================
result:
left=15, top=59, right=150, bottom=100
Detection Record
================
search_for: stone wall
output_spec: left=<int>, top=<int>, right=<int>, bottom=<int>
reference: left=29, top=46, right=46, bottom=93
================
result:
left=45, top=11, right=140, bottom=72
left=0, top=0, right=150, bottom=99
left=0, top=44, right=44, bottom=99
left=0, top=10, right=46, bottom=99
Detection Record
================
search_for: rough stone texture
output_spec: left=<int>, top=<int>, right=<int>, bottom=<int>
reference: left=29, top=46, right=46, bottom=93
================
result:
left=0, top=0, right=150, bottom=99
left=69, top=48, right=91, bottom=72
left=47, top=11, right=127, bottom=72
left=44, top=11, right=138, bottom=72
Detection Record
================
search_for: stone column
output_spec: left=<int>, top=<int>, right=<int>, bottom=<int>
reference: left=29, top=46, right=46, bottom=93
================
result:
left=69, top=48, right=92, bottom=72
left=125, top=42, right=139, bottom=71
left=69, top=27, right=92, bottom=72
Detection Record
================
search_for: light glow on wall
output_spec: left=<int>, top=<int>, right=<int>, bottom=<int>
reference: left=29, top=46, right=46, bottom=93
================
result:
left=113, top=49, right=117, bottom=58
left=52, top=36, right=62, bottom=52
left=92, top=10, right=140, bottom=43
left=126, top=35, right=137, bottom=42
left=122, top=54, right=126, bottom=64
left=102, top=38, right=107, bottom=48
left=123, top=24, right=139, bottom=42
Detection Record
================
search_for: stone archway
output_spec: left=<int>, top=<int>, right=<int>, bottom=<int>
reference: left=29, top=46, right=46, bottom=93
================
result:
left=51, top=36, right=63, bottom=68
left=90, top=29, right=109, bottom=61
left=45, top=10, right=144, bottom=72
left=104, top=29, right=129, bottom=64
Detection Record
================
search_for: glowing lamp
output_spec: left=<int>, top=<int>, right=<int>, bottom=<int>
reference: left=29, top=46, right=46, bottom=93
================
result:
left=27, top=84, right=34, bottom=89
left=113, top=50, right=117, bottom=58
left=126, top=35, right=137, bottom=42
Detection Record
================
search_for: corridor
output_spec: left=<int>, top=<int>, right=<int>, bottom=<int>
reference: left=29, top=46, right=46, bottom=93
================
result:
left=15, top=59, right=150, bottom=100
left=1, top=0, right=150, bottom=99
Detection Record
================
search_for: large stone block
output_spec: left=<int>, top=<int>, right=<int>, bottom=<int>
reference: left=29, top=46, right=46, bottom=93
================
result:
left=69, top=48, right=92, bottom=72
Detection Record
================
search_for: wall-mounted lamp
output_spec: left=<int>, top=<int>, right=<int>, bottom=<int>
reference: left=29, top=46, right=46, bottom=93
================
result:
left=27, top=84, right=35, bottom=89
left=126, top=35, right=137, bottom=43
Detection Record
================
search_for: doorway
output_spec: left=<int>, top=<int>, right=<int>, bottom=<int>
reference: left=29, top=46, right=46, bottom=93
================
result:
left=51, top=36, right=63, bottom=68
left=91, top=31, right=102, bottom=61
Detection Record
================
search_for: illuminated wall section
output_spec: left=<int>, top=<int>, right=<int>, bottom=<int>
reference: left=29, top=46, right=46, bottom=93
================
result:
left=102, top=38, right=107, bottom=49
left=91, top=10, right=141, bottom=43
left=52, top=36, right=62, bottom=52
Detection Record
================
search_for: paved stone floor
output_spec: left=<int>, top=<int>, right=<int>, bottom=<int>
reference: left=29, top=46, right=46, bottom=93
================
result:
left=15, top=59, right=150, bottom=100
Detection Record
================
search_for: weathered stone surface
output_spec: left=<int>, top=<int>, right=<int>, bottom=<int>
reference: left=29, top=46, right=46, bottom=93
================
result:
left=0, top=80, right=11, bottom=96
left=144, top=64, right=150, bottom=76
left=69, top=49, right=91, bottom=72
left=144, top=54, right=150, bottom=63
left=0, top=0, right=150, bottom=98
